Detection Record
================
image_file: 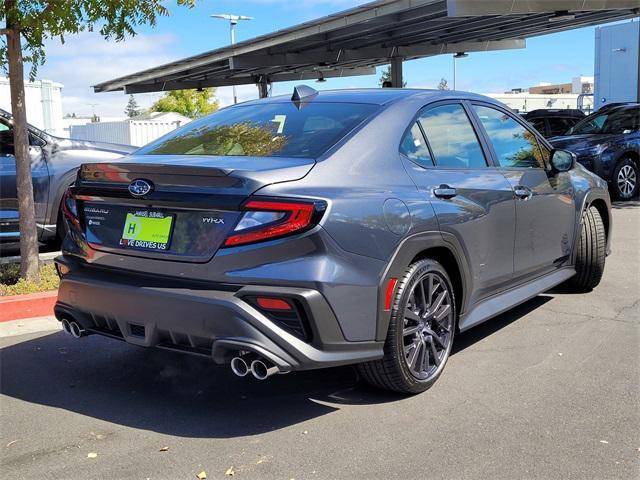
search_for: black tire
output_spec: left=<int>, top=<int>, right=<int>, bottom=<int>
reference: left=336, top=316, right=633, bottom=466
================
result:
left=612, top=157, right=638, bottom=200
left=358, top=259, right=456, bottom=394
left=568, top=206, right=606, bottom=292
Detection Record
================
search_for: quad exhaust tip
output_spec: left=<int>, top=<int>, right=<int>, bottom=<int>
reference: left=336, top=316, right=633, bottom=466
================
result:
left=61, top=319, right=72, bottom=335
left=250, top=359, right=280, bottom=380
left=61, top=318, right=88, bottom=339
left=229, top=353, right=281, bottom=380
left=230, top=356, right=250, bottom=377
left=69, top=321, right=85, bottom=338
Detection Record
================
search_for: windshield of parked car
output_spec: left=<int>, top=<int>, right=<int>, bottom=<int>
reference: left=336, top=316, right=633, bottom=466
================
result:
left=566, top=107, right=640, bottom=135
left=137, top=102, right=380, bottom=159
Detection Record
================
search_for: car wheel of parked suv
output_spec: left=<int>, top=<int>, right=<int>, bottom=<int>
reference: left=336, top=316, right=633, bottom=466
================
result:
left=568, top=206, right=606, bottom=292
left=613, top=158, right=638, bottom=200
left=358, top=259, right=456, bottom=394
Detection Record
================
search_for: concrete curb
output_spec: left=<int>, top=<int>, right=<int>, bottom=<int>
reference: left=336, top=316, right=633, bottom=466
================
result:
left=0, top=291, right=58, bottom=323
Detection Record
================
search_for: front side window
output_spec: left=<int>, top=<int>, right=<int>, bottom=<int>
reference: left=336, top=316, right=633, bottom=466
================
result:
left=418, top=104, right=487, bottom=168
left=474, top=105, right=545, bottom=169
left=137, top=102, right=380, bottom=159
left=400, top=122, right=433, bottom=168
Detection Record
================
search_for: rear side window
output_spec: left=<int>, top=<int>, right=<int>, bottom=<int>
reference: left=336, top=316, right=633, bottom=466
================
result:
left=547, top=117, right=577, bottom=136
left=418, top=104, right=487, bottom=168
left=473, top=105, right=545, bottom=169
left=137, top=102, right=380, bottom=159
left=400, top=123, right=433, bottom=167
left=528, top=118, right=546, bottom=135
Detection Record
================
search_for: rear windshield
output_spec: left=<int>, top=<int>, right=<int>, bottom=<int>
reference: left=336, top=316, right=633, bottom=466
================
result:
left=137, top=102, right=380, bottom=159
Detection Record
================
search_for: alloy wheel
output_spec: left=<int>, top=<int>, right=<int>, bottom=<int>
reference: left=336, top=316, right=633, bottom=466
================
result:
left=402, top=272, right=454, bottom=380
left=617, top=164, right=637, bottom=198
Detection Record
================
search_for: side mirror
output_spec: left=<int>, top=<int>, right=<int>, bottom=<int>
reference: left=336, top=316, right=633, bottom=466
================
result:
left=550, top=149, right=575, bottom=173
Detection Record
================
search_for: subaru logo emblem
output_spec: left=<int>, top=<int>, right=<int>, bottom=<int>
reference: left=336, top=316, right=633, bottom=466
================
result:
left=128, top=179, right=153, bottom=197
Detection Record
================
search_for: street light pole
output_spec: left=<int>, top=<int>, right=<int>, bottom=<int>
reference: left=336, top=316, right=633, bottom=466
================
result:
left=211, top=13, right=254, bottom=104
left=453, top=52, right=468, bottom=91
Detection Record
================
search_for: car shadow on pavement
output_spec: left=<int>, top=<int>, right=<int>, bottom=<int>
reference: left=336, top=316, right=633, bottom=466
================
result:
left=611, top=198, right=639, bottom=209
left=0, top=295, right=552, bottom=438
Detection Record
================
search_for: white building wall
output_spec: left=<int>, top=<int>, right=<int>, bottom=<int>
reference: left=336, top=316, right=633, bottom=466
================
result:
left=483, top=93, right=594, bottom=113
left=0, top=77, right=64, bottom=136
left=128, top=120, right=183, bottom=147
left=69, top=117, right=189, bottom=147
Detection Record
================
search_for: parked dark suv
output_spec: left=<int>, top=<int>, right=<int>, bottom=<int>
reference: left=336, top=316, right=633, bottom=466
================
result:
left=549, top=103, right=639, bottom=199
left=0, top=109, right=134, bottom=247
left=524, top=109, right=585, bottom=138
left=55, top=88, right=611, bottom=394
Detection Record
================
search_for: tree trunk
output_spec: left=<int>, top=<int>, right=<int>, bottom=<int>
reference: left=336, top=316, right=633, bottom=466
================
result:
left=6, top=27, right=40, bottom=280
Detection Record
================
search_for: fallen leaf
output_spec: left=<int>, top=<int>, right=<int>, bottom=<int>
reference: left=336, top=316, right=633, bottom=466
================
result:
left=225, top=466, right=235, bottom=476
left=159, top=446, right=169, bottom=452
left=87, top=452, right=98, bottom=459
left=196, top=471, right=207, bottom=480
left=600, top=440, right=609, bottom=444
left=6, top=440, right=18, bottom=447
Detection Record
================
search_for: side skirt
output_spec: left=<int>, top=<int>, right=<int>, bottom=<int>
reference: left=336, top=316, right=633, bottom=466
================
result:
left=458, top=267, right=575, bottom=332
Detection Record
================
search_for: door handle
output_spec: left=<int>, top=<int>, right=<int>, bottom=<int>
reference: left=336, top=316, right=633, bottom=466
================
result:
left=433, top=185, right=457, bottom=199
left=514, top=185, right=533, bottom=200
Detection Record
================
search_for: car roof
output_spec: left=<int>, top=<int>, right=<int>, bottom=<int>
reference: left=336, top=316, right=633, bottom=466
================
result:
left=524, top=109, right=585, bottom=119
left=237, top=87, right=494, bottom=107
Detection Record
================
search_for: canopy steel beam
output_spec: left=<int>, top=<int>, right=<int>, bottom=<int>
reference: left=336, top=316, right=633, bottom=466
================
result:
left=122, top=67, right=376, bottom=94
left=447, top=0, right=640, bottom=16
left=230, top=39, right=525, bottom=69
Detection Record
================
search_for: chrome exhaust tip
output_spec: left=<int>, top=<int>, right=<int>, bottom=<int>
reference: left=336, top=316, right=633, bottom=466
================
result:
left=69, top=321, right=85, bottom=339
left=61, top=319, right=72, bottom=335
left=230, top=356, right=250, bottom=377
left=250, top=359, right=280, bottom=380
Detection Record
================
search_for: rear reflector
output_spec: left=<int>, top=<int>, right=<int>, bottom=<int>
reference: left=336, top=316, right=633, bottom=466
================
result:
left=384, top=278, right=398, bottom=311
left=256, top=297, right=292, bottom=311
left=224, top=198, right=323, bottom=247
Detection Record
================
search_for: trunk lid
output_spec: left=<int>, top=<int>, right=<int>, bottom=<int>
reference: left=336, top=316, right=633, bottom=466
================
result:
left=71, top=154, right=314, bottom=262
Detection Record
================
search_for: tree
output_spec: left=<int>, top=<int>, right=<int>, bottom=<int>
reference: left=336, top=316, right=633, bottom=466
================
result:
left=437, top=78, right=449, bottom=90
left=151, top=88, right=219, bottom=119
left=0, top=0, right=194, bottom=280
left=125, top=95, right=140, bottom=118
left=378, top=65, right=406, bottom=87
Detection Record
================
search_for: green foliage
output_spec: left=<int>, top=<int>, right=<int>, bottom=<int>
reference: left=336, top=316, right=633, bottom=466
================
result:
left=0, top=263, right=59, bottom=296
left=1, top=0, right=196, bottom=79
left=125, top=94, right=140, bottom=118
left=437, top=78, right=449, bottom=90
left=379, top=66, right=392, bottom=86
left=148, top=122, right=288, bottom=157
left=150, top=88, right=219, bottom=119
left=378, top=65, right=406, bottom=87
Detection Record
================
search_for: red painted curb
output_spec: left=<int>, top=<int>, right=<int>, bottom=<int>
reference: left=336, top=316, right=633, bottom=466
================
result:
left=0, top=291, right=58, bottom=323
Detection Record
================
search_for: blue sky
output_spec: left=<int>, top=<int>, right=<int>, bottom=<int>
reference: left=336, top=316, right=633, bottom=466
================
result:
left=32, top=0, right=628, bottom=117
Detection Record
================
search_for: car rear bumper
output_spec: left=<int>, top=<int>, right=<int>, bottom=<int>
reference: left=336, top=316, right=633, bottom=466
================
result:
left=54, top=256, right=383, bottom=371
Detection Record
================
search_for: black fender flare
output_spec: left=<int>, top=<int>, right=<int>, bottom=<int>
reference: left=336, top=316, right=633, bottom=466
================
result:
left=375, top=231, right=472, bottom=341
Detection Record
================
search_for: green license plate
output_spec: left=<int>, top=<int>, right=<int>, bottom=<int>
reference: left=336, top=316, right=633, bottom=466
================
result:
left=120, top=211, right=174, bottom=251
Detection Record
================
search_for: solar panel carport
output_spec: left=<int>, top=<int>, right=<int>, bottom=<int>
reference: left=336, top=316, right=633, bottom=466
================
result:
left=93, top=0, right=640, bottom=97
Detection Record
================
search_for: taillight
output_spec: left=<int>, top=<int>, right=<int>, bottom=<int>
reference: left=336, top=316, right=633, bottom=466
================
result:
left=223, top=198, right=325, bottom=247
left=61, top=188, right=80, bottom=228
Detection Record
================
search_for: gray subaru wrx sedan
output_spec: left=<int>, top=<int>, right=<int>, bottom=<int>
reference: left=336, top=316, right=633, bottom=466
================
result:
left=55, top=87, right=611, bottom=394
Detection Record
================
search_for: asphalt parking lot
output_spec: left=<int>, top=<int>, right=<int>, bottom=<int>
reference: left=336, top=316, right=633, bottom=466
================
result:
left=1, top=201, right=638, bottom=480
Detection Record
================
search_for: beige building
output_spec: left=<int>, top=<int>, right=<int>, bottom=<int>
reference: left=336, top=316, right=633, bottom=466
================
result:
left=484, top=76, right=595, bottom=113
